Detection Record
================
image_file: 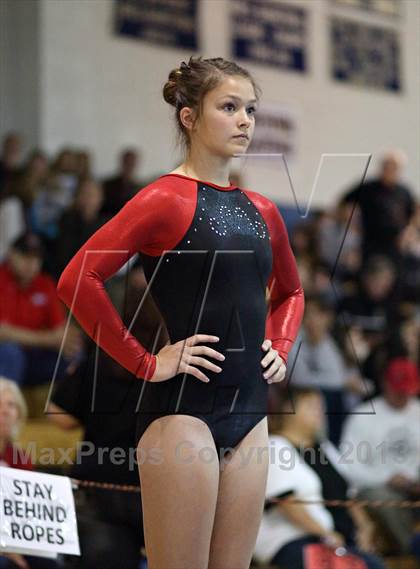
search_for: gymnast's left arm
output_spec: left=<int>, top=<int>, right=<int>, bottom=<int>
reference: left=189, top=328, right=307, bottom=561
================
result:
left=264, top=201, right=305, bottom=365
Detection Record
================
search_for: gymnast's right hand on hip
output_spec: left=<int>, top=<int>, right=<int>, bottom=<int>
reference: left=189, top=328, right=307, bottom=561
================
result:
left=150, top=334, right=225, bottom=383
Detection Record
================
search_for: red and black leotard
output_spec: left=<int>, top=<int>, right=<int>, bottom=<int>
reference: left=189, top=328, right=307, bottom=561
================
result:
left=57, top=173, right=304, bottom=454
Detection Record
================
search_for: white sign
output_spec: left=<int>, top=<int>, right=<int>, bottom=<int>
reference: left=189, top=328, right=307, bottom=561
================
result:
left=0, top=467, right=80, bottom=558
left=247, top=102, right=298, bottom=167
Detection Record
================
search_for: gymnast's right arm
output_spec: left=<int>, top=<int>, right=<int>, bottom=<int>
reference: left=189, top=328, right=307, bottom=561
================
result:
left=57, top=186, right=168, bottom=381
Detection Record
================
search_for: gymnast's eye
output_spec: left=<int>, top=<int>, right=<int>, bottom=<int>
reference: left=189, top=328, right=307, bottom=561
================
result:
left=223, top=102, right=236, bottom=112
left=247, top=106, right=256, bottom=116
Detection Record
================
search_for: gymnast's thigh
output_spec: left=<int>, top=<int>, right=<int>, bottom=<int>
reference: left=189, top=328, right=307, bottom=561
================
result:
left=136, top=414, right=220, bottom=569
left=208, top=416, right=269, bottom=569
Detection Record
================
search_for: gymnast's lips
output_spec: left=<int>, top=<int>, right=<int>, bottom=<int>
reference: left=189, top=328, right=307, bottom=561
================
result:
left=233, top=134, right=249, bottom=140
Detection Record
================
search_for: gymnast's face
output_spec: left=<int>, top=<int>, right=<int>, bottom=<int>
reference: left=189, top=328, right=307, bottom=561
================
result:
left=189, top=75, right=257, bottom=158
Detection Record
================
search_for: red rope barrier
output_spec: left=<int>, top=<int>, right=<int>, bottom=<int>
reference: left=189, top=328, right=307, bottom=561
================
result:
left=70, top=478, right=420, bottom=507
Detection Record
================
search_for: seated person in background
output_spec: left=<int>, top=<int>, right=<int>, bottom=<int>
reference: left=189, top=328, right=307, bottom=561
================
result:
left=290, top=221, right=318, bottom=268
left=8, top=149, right=50, bottom=211
left=317, top=198, right=362, bottom=292
left=100, top=148, right=142, bottom=217
left=360, top=307, right=417, bottom=398
left=0, top=377, right=32, bottom=470
left=338, top=255, right=399, bottom=342
left=0, top=133, right=26, bottom=263
left=53, top=177, right=108, bottom=279
left=334, top=324, right=375, bottom=411
left=27, top=148, right=80, bottom=272
left=253, top=387, right=385, bottom=569
left=287, top=295, right=366, bottom=445
left=47, top=260, right=169, bottom=569
left=342, top=149, right=416, bottom=267
left=0, top=132, right=24, bottom=194
left=0, top=192, right=25, bottom=264
left=397, top=202, right=420, bottom=303
left=340, top=357, right=420, bottom=555
left=0, top=232, right=81, bottom=386
left=0, top=377, right=63, bottom=569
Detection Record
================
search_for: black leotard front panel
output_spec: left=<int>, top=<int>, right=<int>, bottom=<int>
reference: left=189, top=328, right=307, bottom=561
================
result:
left=137, top=182, right=272, bottom=425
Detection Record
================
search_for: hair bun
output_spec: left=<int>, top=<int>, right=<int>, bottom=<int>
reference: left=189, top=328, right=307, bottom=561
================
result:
left=163, top=69, right=180, bottom=107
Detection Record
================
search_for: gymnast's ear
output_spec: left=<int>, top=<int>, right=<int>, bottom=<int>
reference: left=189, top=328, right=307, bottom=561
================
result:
left=179, top=106, right=198, bottom=133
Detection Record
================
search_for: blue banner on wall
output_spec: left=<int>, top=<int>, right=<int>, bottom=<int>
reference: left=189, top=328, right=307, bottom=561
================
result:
left=332, top=0, right=401, bottom=18
left=114, top=0, right=198, bottom=50
left=231, top=0, right=307, bottom=72
left=331, top=17, right=401, bottom=92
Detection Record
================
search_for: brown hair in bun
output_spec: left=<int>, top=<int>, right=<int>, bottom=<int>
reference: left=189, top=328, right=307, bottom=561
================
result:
left=163, top=56, right=261, bottom=152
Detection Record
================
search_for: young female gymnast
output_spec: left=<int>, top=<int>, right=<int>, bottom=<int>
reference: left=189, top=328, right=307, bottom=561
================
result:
left=57, top=56, right=305, bottom=569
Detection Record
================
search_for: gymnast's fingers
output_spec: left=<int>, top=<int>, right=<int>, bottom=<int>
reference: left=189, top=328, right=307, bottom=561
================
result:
left=186, top=355, right=222, bottom=373
left=185, top=334, right=220, bottom=347
left=181, top=363, right=210, bottom=383
left=190, top=344, right=225, bottom=361
left=268, top=361, right=287, bottom=384
left=263, top=358, right=281, bottom=380
left=261, top=347, right=278, bottom=368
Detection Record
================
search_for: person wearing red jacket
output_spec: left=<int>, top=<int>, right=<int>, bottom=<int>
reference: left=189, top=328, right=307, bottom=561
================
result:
left=0, top=232, right=79, bottom=387
left=57, top=56, right=304, bottom=569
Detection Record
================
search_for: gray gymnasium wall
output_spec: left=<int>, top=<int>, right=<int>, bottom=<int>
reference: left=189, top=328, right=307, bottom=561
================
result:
left=1, top=0, right=419, bottom=207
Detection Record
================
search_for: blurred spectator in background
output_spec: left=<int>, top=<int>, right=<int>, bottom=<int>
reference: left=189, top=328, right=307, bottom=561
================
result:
left=0, top=232, right=82, bottom=386
left=359, top=307, right=418, bottom=399
left=101, top=147, right=142, bottom=217
left=308, top=261, right=337, bottom=306
left=53, top=178, right=107, bottom=279
left=48, top=148, right=80, bottom=204
left=290, top=221, right=319, bottom=268
left=9, top=149, right=50, bottom=211
left=287, top=296, right=363, bottom=445
left=0, top=376, right=32, bottom=470
left=0, top=132, right=24, bottom=195
left=399, top=313, right=420, bottom=368
left=290, top=221, right=319, bottom=294
left=0, top=377, right=64, bottom=569
left=74, top=149, right=93, bottom=180
left=343, top=149, right=416, bottom=267
left=334, top=324, right=374, bottom=411
left=398, top=202, right=420, bottom=303
left=28, top=148, right=79, bottom=243
left=0, top=133, right=26, bottom=262
left=253, top=387, right=384, bottom=569
left=0, top=190, right=25, bottom=264
left=318, top=198, right=362, bottom=299
left=340, top=357, right=420, bottom=555
left=338, top=255, right=399, bottom=349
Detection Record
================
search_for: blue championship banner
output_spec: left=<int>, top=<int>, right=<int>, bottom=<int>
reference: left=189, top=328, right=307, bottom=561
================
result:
left=331, top=17, right=401, bottom=92
left=114, top=0, right=198, bottom=50
left=231, top=0, right=307, bottom=72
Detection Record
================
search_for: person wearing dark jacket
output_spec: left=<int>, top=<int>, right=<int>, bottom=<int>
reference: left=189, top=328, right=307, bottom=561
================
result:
left=53, top=178, right=108, bottom=278
left=343, top=150, right=416, bottom=267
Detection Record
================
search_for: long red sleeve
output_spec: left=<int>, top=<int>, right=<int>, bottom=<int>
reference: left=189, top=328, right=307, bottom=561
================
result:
left=244, top=190, right=305, bottom=363
left=56, top=181, right=194, bottom=380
